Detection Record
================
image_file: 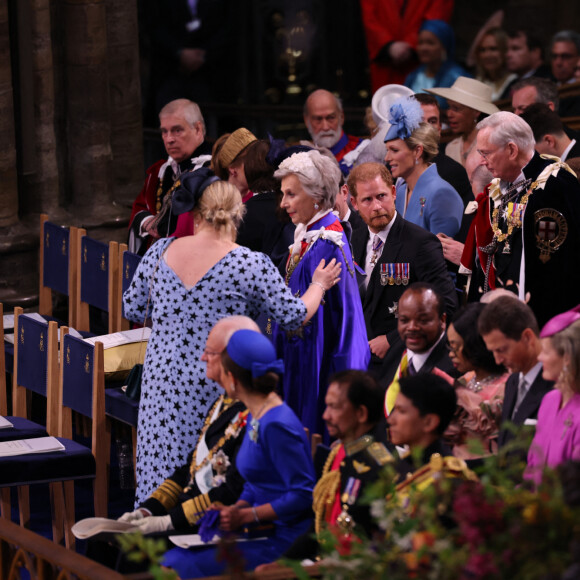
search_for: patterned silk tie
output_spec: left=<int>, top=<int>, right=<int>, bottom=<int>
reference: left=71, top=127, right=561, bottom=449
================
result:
left=365, top=235, right=384, bottom=288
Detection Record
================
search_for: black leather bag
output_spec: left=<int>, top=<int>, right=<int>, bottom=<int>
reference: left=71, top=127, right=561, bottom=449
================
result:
left=125, top=363, right=143, bottom=401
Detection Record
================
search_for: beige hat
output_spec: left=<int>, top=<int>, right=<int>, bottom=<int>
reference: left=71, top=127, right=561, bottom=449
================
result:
left=426, top=77, right=500, bottom=116
left=218, top=128, right=258, bottom=167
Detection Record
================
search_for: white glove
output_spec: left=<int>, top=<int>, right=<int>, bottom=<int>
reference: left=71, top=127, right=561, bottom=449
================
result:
left=135, top=514, right=174, bottom=534
left=118, top=509, right=145, bottom=523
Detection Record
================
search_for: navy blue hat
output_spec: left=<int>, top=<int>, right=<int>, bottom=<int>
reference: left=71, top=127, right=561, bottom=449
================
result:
left=226, top=329, right=285, bottom=378
left=266, top=135, right=313, bottom=169
left=172, top=167, right=220, bottom=215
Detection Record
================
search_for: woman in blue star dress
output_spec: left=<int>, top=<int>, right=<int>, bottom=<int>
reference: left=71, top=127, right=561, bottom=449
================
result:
left=272, top=150, right=370, bottom=441
left=162, top=329, right=315, bottom=578
left=123, top=170, right=339, bottom=504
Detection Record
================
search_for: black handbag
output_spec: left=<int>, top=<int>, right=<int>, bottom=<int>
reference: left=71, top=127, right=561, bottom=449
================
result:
left=125, top=363, right=143, bottom=401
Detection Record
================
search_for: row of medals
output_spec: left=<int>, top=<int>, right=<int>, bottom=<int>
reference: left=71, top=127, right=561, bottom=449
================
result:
left=380, top=263, right=410, bottom=287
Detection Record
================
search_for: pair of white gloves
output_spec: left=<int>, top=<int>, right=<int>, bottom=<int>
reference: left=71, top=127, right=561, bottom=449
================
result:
left=118, top=508, right=174, bottom=534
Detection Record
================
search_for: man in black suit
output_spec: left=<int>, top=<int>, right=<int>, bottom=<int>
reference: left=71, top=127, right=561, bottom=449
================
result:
left=334, top=180, right=365, bottom=232
left=383, top=283, right=458, bottom=413
left=478, top=296, right=552, bottom=450
left=520, top=103, right=580, bottom=162
left=347, top=163, right=457, bottom=378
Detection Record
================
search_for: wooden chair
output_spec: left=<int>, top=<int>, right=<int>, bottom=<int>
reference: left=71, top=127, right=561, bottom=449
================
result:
left=38, top=214, right=79, bottom=328
left=116, top=243, right=142, bottom=332
left=74, top=229, right=119, bottom=334
left=61, top=333, right=111, bottom=521
left=0, top=309, right=96, bottom=548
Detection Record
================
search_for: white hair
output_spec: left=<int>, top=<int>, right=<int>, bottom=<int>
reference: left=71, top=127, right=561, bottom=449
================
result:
left=477, top=111, right=535, bottom=155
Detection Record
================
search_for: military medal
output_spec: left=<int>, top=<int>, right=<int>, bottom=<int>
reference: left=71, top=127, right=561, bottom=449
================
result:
left=395, top=263, right=402, bottom=285
left=389, top=263, right=395, bottom=285
left=402, top=263, right=409, bottom=285
left=336, top=477, right=361, bottom=534
left=380, top=264, right=388, bottom=286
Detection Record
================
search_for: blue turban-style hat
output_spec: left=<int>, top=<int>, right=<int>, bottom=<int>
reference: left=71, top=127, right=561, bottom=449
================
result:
left=226, top=329, right=285, bottom=378
left=420, top=19, right=456, bottom=62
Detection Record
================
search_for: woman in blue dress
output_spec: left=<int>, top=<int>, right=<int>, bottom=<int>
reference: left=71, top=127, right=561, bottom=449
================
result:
left=272, top=150, right=370, bottom=441
left=384, top=95, right=463, bottom=238
left=123, top=170, right=340, bottom=504
left=162, top=329, right=315, bottom=577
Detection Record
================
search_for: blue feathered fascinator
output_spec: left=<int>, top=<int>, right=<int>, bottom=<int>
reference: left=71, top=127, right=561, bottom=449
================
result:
left=384, top=96, right=424, bottom=143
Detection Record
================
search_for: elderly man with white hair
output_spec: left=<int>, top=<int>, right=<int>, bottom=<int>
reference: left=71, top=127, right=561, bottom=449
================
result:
left=460, top=111, right=580, bottom=326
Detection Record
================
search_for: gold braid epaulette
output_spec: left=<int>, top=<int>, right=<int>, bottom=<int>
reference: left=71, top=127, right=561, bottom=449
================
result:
left=150, top=479, right=183, bottom=511
left=182, top=492, right=212, bottom=525
left=395, top=454, right=478, bottom=495
left=312, top=444, right=342, bottom=535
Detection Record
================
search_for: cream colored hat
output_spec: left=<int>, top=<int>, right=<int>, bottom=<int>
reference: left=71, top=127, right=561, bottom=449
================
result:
left=426, top=77, right=500, bottom=116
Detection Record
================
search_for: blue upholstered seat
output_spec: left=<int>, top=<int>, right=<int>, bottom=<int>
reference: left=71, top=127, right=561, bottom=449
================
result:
left=0, top=417, right=47, bottom=443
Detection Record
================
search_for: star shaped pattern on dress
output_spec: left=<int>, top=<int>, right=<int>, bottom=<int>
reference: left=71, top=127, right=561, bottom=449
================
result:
left=123, top=239, right=307, bottom=504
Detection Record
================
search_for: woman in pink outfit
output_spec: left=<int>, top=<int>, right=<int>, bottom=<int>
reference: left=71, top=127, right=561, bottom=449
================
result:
left=525, top=306, right=580, bottom=486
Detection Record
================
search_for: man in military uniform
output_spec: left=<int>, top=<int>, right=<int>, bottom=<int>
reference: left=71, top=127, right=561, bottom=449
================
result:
left=461, top=111, right=580, bottom=327
left=115, top=316, right=260, bottom=534
left=128, top=98, right=211, bottom=255
left=268, top=370, right=395, bottom=562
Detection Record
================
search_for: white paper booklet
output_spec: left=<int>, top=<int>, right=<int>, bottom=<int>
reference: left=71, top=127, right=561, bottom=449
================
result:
left=0, top=436, right=65, bottom=456
left=84, top=327, right=151, bottom=349
left=0, top=416, right=14, bottom=429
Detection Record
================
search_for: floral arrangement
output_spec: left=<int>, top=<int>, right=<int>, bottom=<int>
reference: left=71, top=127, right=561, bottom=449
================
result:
left=311, top=446, right=580, bottom=580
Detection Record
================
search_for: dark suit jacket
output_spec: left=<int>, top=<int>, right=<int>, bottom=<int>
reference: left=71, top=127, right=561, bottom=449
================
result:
left=347, top=206, right=366, bottom=232
left=352, top=214, right=458, bottom=357
left=381, top=333, right=457, bottom=387
left=497, top=370, right=553, bottom=449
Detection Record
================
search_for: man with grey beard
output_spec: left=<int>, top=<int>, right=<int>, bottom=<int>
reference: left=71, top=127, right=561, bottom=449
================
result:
left=303, top=89, right=363, bottom=176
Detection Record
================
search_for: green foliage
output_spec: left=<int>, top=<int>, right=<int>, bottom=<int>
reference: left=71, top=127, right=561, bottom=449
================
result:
left=116, top=532, right=177, bottom=580
left=291, top=428, right=580, bottom=580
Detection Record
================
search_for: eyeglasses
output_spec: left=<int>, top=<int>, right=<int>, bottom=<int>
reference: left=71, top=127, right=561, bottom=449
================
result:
left=448, top=342, right=463, bottom=355
left=477, top=149, right=493, bottom=161
left=202, top=348, right=223, bottom=358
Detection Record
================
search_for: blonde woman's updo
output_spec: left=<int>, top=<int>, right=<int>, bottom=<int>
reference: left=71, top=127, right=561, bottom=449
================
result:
left=196, top=180, right=246, bottom=237
left=406, top=122, right=440, bottom=163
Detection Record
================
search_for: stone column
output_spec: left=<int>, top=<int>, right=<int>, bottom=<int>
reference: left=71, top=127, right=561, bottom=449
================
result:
left=60, top=0, right=115, bottom=220
left=18, top=0, right=61, bottom=216
left=0, top=0, right=19, bottom=228
left=105, top=0, right=144, bottom=208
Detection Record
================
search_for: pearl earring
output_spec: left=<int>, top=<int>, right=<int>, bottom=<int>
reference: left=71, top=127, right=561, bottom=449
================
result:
left=314, top=203, right=319, bottom=210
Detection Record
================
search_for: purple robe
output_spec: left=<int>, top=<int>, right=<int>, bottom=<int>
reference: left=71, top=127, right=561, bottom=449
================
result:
left=525, top=389, right=580, bottom=486
left=272, top=213, right=370, bottom=440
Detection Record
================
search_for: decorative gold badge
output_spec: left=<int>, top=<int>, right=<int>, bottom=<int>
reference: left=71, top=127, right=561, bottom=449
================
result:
left=534, top=208, right=568, bottom=263
left=352, top=460, right=370, bottom=474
